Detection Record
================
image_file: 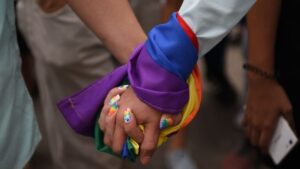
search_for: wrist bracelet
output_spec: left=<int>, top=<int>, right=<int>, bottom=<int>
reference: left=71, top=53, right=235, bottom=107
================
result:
left=243, top=63, right=277, bottom=80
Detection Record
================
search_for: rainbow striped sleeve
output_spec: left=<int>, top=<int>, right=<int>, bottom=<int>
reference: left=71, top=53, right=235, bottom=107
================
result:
left=57, top=12, right=201, bottom=137
left=127, top=12, right=199, bottom=114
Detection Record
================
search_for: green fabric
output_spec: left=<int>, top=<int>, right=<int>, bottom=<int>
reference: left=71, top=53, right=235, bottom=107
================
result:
left=126, top=138, right=138, bottom=162
left=95, top=118, right=117, bottom=156
left=94, top=114, right=138, bottom=162
left=94, top=80, right=139, bottom=161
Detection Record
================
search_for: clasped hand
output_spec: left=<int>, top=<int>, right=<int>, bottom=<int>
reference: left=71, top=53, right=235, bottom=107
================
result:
left=99, top=86, right=181, bottom=164
left=243, top=78, right=294, bottom=153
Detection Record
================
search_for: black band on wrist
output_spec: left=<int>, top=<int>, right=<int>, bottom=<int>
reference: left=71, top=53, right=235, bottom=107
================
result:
left=243, top=63, right=277, bottom=80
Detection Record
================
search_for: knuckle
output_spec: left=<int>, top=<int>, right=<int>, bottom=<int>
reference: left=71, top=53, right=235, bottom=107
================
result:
left=116, top=112, right=123, bottom=121
left=116, top=113, right=125, bottom=124
left=142, top=142, right=156, bottom=152
left=105, top=115, right=113, bottom=124
left=124, top=125, right=133, bottom=133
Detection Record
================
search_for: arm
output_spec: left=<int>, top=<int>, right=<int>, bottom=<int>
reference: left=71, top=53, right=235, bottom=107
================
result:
left=64, top=0, right=256, bottom=114
left=161, top=0, right=183, bottom=22
left=244, top=0, right=294, bottom=153
left=247, top=0, right=281, bottom=73
left=103, top=0, right=256, bottom=163
left=61, top=0, right=256, bottom=164
left=66, top=0, right=147, bottom=64
left=66, top=0, right=255, bottom=63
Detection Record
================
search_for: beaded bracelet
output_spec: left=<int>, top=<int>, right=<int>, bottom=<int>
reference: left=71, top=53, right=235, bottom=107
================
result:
left=243, top=63, right=277, bottom=80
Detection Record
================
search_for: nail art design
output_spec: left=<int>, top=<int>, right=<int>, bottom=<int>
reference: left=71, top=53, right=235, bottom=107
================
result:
left=109, top=94, right=120, bottom=106
left=108, top=104, right=118, bottom=116
left=118, top=85, right=129, bottom=90
left=160, top=117, right=174, bottom=129
left=124, top=108, right=132, bottom=123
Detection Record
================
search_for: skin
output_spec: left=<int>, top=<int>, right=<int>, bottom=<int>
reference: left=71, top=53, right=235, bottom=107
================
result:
left=245, top=0, right=294, bottom=153
left=66, top=0, right=147, bottom=64
left=99, top=87, right=161, bottom=164
left=161, top=0, right=183, bottom=22
left=40, top=0, right=172, bottom=164
left=37, top=0, right=67, bottom=13
left=99, top=87, right=182, bottom=164
left=65, top=0, right=163, bottom=164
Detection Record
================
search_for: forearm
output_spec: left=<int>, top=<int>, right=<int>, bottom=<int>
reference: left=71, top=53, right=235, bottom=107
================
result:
left=128, top=0, right=257, bottom=112
left=247, top=0, right=281, bottom=76
left=66, top=0, right=147, bottom=64
left=65, top=0, right=256, bottom=114
left=161, top=0, right=183, bottom=22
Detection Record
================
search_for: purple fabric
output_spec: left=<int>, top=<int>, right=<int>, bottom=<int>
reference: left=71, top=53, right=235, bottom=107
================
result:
left=57, top=44, right=189, bottom=136
left=128, top=45, right=189, bottom=113
left=57, top=65, right=128, bottom=136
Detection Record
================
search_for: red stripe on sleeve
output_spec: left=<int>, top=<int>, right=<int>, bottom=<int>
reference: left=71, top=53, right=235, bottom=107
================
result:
left=176, top=12, right=199, bottom=51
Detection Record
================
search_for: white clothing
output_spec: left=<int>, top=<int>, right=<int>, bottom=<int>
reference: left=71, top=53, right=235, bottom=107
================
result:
left=179, top=0, right=255, bottom=57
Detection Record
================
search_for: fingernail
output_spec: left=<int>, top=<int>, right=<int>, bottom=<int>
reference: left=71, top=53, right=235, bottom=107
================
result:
left=118, top=85, right=129, bottom=90
left=160, top=117, right=174, bottom=129
left=108, top=104, right=118, bottom=116
left=124, top=108, right=132, bottom=123
left=109, top=94, right=120, bottom=106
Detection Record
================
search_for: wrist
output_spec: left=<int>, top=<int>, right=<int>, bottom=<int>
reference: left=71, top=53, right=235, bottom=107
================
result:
left=243, top=63, right=277, bottom=82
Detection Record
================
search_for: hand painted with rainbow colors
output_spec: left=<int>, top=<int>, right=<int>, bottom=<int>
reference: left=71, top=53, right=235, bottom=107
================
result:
left=99, top=85, right=181, bottom=165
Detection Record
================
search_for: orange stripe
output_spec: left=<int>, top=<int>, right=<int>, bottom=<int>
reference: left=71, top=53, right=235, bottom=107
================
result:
left=181, top=66, right=202, bottom=128
left=176, top=12, right=199, bottom=51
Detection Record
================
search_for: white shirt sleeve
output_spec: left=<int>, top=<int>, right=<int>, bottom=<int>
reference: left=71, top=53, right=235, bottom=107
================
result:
left=179, top=0, right=256, bottom=57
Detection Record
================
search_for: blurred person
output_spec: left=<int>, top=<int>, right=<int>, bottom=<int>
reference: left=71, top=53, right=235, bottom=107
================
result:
left=17, top=0, right=161, bottom=168
left=17, top=29, right=37, bottom=97
left=245, top=0, right=300, bottom=168
left=0, top=0, right=41, bottom=168
left=204, top=37, right=237, bottom=106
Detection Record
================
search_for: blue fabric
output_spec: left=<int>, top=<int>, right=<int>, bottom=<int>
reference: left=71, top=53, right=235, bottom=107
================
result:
left=121, top=142, right=128, bottom=159
left=146, top=13, right=198, bottom=80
